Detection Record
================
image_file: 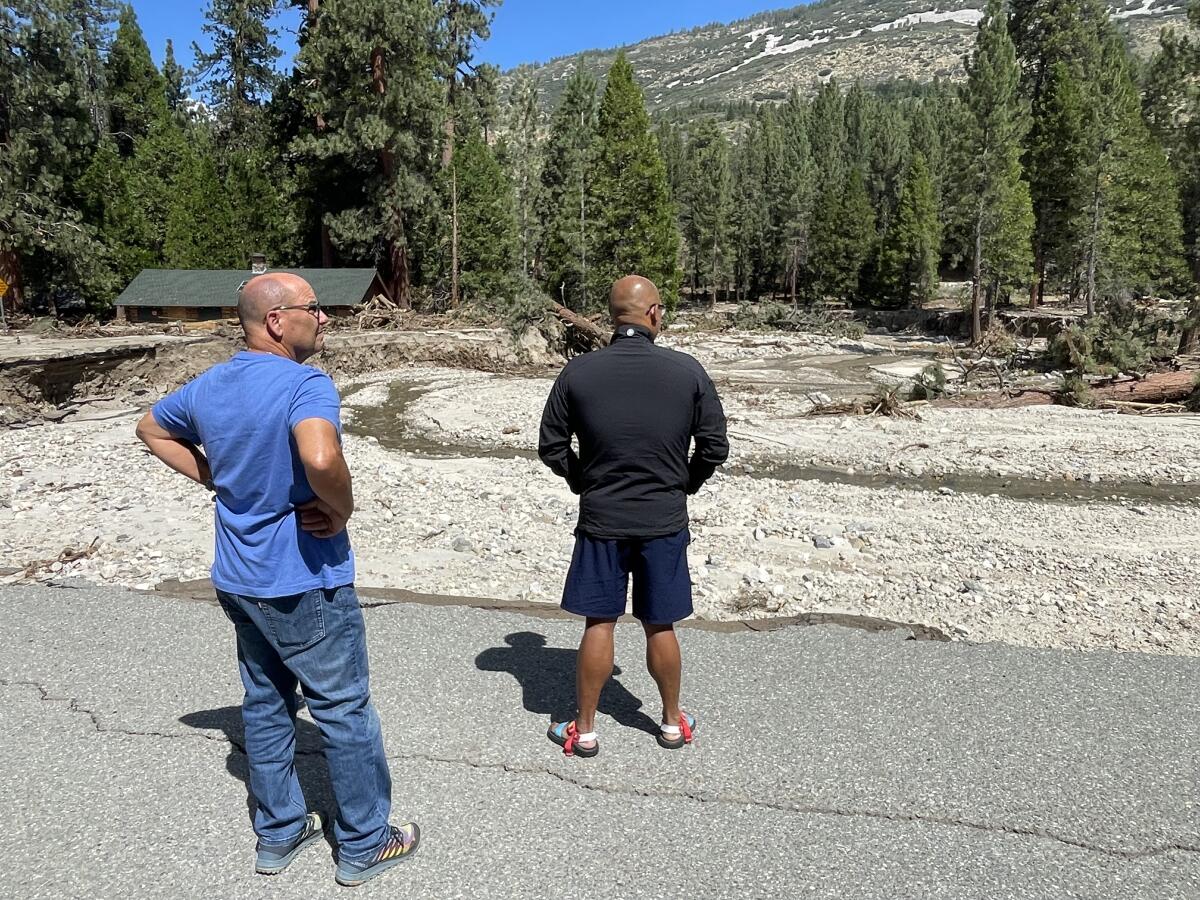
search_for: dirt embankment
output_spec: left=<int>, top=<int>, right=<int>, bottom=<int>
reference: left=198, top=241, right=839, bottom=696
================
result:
left=0, top=324, right=563, bottom=426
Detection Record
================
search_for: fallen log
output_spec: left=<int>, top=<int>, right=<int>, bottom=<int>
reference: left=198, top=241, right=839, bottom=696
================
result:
left=1090, top=371, right=1197, bottom=404
left=550, top=303, right=609, bottom=350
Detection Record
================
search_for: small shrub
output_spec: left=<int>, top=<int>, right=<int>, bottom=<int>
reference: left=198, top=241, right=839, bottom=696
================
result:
left=912, top=362, right=947, bottom=400
left=1048, top=299, right=1164, bottom=376
left=1057, top=372, right=1093, bottom=407
left=733, top=300, right=866, bottom=339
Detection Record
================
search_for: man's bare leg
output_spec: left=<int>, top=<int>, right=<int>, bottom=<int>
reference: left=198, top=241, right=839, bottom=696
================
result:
left=574, top=617, right=617, bottom=745
left=643, top=622, right=682, bottom=726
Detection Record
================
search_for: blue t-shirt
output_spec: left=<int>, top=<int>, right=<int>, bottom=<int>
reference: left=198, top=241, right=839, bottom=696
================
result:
left=152, top=351, right=355, bottom=597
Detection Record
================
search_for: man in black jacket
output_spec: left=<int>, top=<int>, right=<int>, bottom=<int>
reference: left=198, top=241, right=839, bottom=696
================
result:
left=538, top=275, right=729, bottom=757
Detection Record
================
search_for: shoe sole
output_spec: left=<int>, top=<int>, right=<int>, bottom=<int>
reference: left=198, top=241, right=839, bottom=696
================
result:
left=547, top=725, right=599, bottom=758
left=334, top=827, right=421, bottom=887
left=255, top=828, right=325, bottom=875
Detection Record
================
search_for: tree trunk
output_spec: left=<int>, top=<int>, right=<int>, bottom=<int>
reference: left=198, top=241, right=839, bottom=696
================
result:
left=450, top=164, right=460, bottom=309
left=0, top=248, right=24, bottom=315
left=320, top=223, right=334, bottom=268
left=789, top=244, right=798, bottom=307
left=1090, top=371, right=1197, bottom=404
left=1084, top=169, right=1101, bottom=318
left=1180, top=295, right=1200, bottom=355
left=971, top=212, right=984, bottom=345
left=551, top=302, right=609, bottom=349
left=370, top=46, right=409, bottom=308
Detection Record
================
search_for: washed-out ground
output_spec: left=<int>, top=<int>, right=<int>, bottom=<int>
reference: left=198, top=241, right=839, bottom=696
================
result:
left=1, top=327, right=1197, bottom=656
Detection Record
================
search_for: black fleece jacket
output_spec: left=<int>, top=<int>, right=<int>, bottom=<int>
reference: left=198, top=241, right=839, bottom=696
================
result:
left=538, top=325, right=729, bottom=539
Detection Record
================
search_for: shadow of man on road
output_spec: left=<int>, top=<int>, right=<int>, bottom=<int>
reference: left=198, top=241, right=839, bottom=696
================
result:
left=475, top=632, right=658, bottom=734
left=180, top=705, right=335, bottom=844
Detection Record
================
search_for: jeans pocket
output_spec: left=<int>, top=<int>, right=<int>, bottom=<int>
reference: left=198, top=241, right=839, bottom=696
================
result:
left=257, top=589, right=327, bottom=655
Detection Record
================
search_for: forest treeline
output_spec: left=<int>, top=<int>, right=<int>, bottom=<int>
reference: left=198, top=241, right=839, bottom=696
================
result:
left=1, top=0, right=1197, bottom=348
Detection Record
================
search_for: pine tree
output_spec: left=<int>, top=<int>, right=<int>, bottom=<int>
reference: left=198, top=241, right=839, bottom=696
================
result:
left=809, top=80, right=846, bottom=186
left=680, top=119, right=733, bottom=303
left=192, top=0, right=281, bottom=147
left=292, top=0, right=443, bottom=305
left=539, top=64, right=598, bottom=310
left=873, top=153, right=940, bottom=308
left=730, top=113, right=771, bottom=300
left=107, top=5, right=167, bottom=155
left=0, top=0, right=109, bottom=313
left=954, top=0, right=1034, bottom=342
left=775, top=91, right=816, bottom=304
left=162, top=39, right=186, bottom=113
left=808, top=167, right=875, bottom=302
left=587, top=53, right=681, bottom=309
left=656, top=121, right=687, bottom=202
left=434, top=0, right=500, bottom=307
left=1010, top=0, right=1110, bottom=305
left=65, top=0, right=121, bottom=139
left=453, top=131, right=519, bottom=304
left=162, top=136, right=240, bottom=268
left=504, top=74, right=542, bottom=280
left=1144, top=0, right=1200, bottom=349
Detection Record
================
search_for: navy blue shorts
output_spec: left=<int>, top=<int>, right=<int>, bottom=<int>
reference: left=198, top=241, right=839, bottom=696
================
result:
left=561, top=528, right=693, bottom=625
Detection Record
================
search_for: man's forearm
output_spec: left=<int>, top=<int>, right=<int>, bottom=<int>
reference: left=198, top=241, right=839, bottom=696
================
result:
left=141, top=435, right=212, bottom=487
left=305, top=457, right=354, bottom=519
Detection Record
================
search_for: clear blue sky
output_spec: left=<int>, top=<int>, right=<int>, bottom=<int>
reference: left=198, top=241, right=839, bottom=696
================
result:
left=131, top=1, right=795, bottom=72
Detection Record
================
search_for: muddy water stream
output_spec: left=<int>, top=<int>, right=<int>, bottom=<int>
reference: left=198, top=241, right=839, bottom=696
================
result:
left=346, top=377, right=1200, bottom=505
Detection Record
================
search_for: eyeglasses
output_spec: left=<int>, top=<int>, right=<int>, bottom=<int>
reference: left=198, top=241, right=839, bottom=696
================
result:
left=267, top=300, right=321, bottom=318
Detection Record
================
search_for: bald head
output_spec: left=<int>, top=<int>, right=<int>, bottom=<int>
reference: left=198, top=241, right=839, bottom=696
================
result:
left=609, top=276, right=662, bottom=325
left=237, top=273, right=312, bottom=331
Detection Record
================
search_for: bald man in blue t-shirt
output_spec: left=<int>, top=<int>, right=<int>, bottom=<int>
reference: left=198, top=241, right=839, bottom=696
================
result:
left=137, top=273, right=420, bottom=886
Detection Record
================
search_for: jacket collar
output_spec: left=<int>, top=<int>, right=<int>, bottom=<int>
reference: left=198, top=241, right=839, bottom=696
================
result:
left=611, top=323, right=656, bottom=343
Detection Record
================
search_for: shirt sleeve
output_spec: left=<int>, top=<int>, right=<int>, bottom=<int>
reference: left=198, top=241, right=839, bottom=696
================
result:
left=289, top=369, right=342, bottom=434
left=538, top=369, right=583, bottom=493
left=151, top=379, right=202, bottom=445
left=687, top=370, right=729, bottom=494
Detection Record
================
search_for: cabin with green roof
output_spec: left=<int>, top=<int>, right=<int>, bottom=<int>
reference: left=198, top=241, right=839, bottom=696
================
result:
left=114, top=265, right=387, bottom=323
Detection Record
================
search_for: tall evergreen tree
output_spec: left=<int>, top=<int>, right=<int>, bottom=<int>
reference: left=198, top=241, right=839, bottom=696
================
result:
left=0, top=0, right=109, bottom=312
left=539, top=64, right=598, bottom=310
left=680, top=118, right=733, bottom=302
left=106, top=6, right=167, bottom=155
left=434, top=0, right=500, bottom=306
left=504, top=74, right=542, bottom=280
left=162, top=39, right=186, bottom=113
left=1144, top=0, right=1200, bottom=349
left=1010, top=0, right=1108, bottom=305
left=808, top=167, right=875, bottom=301
left=65, top=0, right=121, bottom=139
left=954, top=0, right=1035, bottom=342
left=192, top=0, right=281, bottom=147
left=1084, top=32, right=1185, bottom=304
left=292, top=0, right=443, bottom=305
left=809, top=80, right=846, bottom=186
left=873, top=153, right=940, bottom=307
left=587, top=53, right=680, bottom=309
left=730, top=112, right=771, bottom=300
left=775, top=90, right=816, bottom=304
left=453, top=131, right=519, bottom=304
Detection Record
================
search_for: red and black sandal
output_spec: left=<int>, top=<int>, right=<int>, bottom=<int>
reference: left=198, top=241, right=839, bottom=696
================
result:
left=548, top=720, right=599, bottom=758
left=656, top=711, right=697, bottom=750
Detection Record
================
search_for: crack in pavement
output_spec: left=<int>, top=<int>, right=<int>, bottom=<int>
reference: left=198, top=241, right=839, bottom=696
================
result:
left=4, top=677, right=1198, bottom=864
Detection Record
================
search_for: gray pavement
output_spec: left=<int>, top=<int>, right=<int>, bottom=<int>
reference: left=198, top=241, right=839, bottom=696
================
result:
left=1, top=583, right=1197, bottom=899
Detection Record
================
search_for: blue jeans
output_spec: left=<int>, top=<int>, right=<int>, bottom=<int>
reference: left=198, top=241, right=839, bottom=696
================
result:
left=216, top=584, right=391, bottom=863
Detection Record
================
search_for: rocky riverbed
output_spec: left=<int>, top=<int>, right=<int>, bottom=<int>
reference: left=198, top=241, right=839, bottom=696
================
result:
left=2, top=328, right=1197, bottom=656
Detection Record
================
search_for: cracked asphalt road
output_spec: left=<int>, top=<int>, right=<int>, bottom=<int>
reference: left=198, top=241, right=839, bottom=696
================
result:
left=1, top=583, right=1197, bottom=899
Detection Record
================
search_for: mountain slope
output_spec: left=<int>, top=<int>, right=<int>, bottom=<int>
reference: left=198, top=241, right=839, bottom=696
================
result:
left=507, top=0, right=1190, bottom=111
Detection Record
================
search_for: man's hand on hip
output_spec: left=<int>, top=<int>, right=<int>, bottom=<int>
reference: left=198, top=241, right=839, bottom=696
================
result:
left=297, top=498, right=349, bottom=539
